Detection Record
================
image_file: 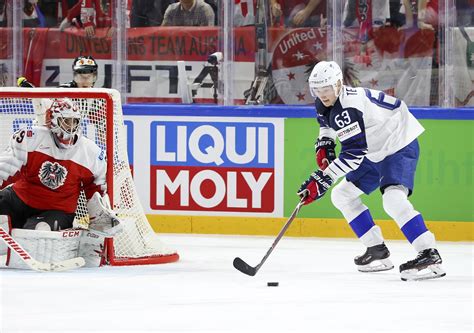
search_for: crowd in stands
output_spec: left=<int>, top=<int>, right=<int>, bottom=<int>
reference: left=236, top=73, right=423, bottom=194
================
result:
left=0, top=1, right=472, bottom=30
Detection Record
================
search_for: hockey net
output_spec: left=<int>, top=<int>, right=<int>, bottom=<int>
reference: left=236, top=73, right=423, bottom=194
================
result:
left=0, top=88, right=179, bottom=266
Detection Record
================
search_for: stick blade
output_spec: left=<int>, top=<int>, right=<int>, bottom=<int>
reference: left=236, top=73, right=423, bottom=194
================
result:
left=30, top=257, right=86, bottom=272
left=233, top=257, right=257, bottom=276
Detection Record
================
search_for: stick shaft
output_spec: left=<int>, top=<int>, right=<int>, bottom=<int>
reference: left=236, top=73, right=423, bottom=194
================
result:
left=253, top=200, right=304, bottom=273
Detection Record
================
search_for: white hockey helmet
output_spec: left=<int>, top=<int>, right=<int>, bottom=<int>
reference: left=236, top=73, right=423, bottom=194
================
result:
left=308, top=61, right=343, bottom=98
left=46, top=98, right=82, bottom=148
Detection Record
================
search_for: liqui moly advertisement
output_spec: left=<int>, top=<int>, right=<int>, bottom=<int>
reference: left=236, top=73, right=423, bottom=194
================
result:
left=125, top=116, right=284, bottom=217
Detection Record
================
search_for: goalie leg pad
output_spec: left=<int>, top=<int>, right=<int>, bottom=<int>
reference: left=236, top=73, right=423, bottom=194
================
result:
left=0, top=215, right=10, bottom=256
left=7, top=229, right=82, bottom=269
left=78, top=231, right=106, bottom=267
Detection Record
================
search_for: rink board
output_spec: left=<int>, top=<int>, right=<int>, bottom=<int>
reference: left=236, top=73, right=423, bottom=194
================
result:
left=123, top=105, right=473, bottom=241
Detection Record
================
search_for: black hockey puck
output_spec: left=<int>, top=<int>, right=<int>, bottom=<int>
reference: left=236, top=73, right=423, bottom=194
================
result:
left=267, top=282, right=279, bottom=287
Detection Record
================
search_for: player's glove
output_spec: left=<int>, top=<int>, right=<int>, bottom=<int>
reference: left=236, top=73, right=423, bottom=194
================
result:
left=87, top=192, right=123, bottom=237
left=297, top=170, right=333, bottom=205
left=315, top=137, right=336, bottom=170
left=17, top=77, right=35, bottom=88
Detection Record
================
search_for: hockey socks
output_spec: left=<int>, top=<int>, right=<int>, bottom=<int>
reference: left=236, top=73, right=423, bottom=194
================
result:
left=349, top=210, right=394, bottom=272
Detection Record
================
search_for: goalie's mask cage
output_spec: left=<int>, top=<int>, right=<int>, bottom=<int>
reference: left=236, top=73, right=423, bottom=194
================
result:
left=47, top=98, right=82, bottom=149
left=0, top=88, right=179, bottom=266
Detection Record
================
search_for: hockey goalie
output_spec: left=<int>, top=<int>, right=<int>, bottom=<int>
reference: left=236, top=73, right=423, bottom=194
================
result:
left=0, top=98, right=122, bottom=269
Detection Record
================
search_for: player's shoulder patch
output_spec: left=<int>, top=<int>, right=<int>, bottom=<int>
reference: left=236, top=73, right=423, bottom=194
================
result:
left=336, top=121, right=362, bottom=142
left=98, top=148, right=105, bottom=161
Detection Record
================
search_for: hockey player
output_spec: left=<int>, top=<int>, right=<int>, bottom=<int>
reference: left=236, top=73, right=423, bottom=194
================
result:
left=0, top=98, right=121, bottom=268
left=297, top=61, right=445, bottom=281
left=60, top=55, right=98, bottom=88
left=18, top=55, right=98, bottom=88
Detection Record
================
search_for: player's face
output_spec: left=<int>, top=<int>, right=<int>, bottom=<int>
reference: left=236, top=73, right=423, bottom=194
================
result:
left=74, top=73, right=95, bottom=88
left=314, top=86, right=337, bottom=106
left=58, top=117, right=80, bottom=135
left=179, top=0, right=194, bottom=9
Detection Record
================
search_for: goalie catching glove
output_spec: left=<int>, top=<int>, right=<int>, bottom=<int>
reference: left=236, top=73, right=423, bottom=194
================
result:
left=297, top=170, right=333, bottom=205
left=315, top=137, right=336, bottom=170
left=86, top=192, right=123, bottom=237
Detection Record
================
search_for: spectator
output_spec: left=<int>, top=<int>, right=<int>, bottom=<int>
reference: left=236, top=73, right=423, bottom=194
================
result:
left=235, top=0, right=284, bottom=27
left=456, top=0, right=474, bottom=27
left=57, top=0, right=80, bottom=27
left=234, top=0, right=255, bottom=27
left=204, top=0, right=218, bottom=25
left=270, top=0, right=326, bottom=27
left=23, top=0, right=40, bottom=27
left=59, top=0, right=113, bottom=38
left=417, top=0, right=441, bottom=31
left=0, top=0, right=7, bottom=27
left=343, top=0, right=390, bottom=28
left=130, top=0, right=175, bottom=27
left=388, top=0, right=414, bottom=28
left=36, top=0, right=78, bottom=27
left=161, top=0, right=214, bottom=26
left=37, top=0, right=59, bottom=27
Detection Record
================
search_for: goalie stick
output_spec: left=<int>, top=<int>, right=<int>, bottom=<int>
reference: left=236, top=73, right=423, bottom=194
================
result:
left=233, top=199, right=304, bottom=276
left=0, top=226, right=85, bottom=272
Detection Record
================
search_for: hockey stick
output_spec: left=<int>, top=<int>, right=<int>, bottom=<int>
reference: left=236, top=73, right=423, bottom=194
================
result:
left=0, top=226, right=85, bottom=272
left=233, top=199, right=304, bottom=276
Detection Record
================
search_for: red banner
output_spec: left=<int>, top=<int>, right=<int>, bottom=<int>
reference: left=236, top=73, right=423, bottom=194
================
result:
left=0, top=26, right=439, bottom=105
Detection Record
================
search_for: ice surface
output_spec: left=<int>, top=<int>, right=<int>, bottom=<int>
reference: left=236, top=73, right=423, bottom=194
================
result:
left=1, top=234, right=472, bottom=333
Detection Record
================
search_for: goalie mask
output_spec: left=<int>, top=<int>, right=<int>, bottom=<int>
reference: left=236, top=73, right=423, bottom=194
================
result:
left=308, top=61, right=343, bottom=100
left=46, top=98, right=82, bottom=149
left=72, top=56, right=98, bottom=88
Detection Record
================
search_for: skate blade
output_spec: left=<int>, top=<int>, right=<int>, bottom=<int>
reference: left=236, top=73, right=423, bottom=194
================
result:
left=401, top=264, right=446, bottom=281
left=357, top=258, right=394, bottom=273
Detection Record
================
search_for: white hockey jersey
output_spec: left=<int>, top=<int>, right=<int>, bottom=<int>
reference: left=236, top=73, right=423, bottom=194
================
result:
left=315, top=86, right=425, bottom=181
left=0, top=126, right=107, bottom=213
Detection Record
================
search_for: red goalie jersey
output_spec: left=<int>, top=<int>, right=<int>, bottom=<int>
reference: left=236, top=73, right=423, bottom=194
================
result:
left=0, top=126, right=107, bottom=214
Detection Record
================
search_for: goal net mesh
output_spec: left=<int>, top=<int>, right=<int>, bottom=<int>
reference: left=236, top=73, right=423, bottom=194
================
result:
left=0, top=88, right=179, bottom=265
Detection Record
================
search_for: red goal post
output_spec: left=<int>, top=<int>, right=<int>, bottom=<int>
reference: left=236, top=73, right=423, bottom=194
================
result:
left=0, top=87, right=179, bottom=266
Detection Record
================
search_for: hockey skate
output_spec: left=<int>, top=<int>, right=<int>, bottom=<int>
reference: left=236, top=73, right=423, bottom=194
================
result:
left=354, top=243, right=394, bottom=272
left=400, top=248, right=446, bottom=281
